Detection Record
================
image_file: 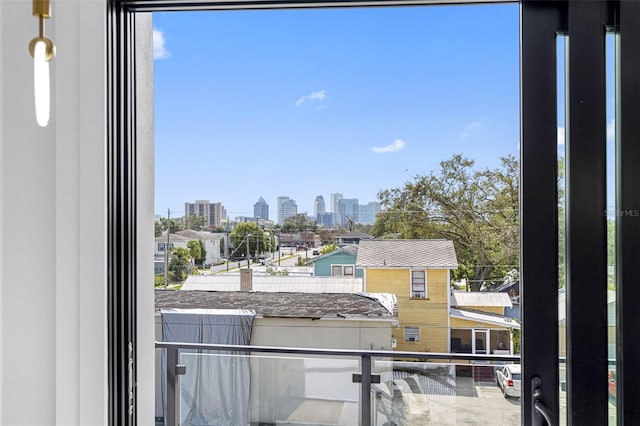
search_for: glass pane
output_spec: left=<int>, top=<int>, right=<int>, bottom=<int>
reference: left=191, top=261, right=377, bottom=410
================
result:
left=153, top=4, right=521, bottom=425
left=557, top=34, right=568, bottom=426
left=373, top=358, right=520, bottom=425
left=179, top=352, right=361, bottom=425
left=606, top=31, right=618, bottom=425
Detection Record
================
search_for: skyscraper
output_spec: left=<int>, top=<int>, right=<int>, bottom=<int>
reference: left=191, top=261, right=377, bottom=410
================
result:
left=314, top=195, right=325, bottom=217
left=253, top=196, right=269, bottom=220
left=338, top=198, right=359, bottom=225
left=277, top=196, right=298, bottom=224
left=358, top=202, right=382, bottom=225
left=330, top=193, right=343, bottom=213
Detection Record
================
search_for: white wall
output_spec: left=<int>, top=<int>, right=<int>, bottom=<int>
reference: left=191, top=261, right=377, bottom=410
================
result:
left=0, top=2, right=154, bottom=425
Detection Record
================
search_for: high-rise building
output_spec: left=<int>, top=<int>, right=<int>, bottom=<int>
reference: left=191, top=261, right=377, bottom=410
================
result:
left=314, top=195, right=325, bottom=216
left=338, top=198, right=359, bottom=225
left=330, top=193, right=343, bottom=213
left=253, top=196, right=269, bottom=220
left=184, top=200, right=226, bottom=228
left=317, top=212, right=335, bottom=228
left=277, top=196, right=298, bottom=224
left=358, top=202, right=382, bottom=225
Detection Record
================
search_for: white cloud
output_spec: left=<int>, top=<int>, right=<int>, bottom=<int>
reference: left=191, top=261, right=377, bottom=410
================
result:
left=558, top=126, right=565, bottom=146
left=153, top=29, right=171, bottom=60
left=296, top=90, right=327, bottom=107
left=371, top=139, right=406, bottom=154
left=459, top=121, right=483, bottom=139
left=607, top=119, right=615, bottom=143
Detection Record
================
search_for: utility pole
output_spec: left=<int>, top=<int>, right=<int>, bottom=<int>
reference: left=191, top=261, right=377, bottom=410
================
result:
left=164, top=208, right=170, bottom=289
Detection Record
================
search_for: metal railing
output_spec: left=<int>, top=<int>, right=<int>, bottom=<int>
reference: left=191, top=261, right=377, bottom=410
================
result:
left=156, top=341, right=520, bottom=426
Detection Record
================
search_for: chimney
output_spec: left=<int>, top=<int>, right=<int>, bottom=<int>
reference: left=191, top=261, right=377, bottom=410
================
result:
left=240, top=268, right=253, bottom=291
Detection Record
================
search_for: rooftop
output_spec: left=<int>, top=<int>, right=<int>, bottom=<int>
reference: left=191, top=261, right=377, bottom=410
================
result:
left=356, top=239, right=458, bottom=268
left=155, top=290, right=396, bottom=320
left=181, top=275, right=364, bottom=293
left=451, top=292, right=513, bottom=308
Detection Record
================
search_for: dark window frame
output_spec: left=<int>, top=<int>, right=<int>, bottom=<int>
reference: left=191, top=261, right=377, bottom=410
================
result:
left=107, top=0, right=640, bottom=424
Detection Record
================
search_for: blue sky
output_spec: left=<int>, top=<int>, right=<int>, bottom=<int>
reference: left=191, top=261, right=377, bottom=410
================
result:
left=153, top=4, right=523, bottom=220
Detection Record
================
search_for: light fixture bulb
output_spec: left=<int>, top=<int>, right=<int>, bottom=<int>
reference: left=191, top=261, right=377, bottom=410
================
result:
left=33, top=40, right=50, bottom=127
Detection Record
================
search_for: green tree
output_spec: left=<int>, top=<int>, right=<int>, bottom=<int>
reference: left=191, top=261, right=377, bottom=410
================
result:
left=281, top=214, right=317, bottom=233
left=155, top=221, right=163, bottom=237
left=159, top=217, right=184, bottom=233
left=184, top=214, right=206, bottom=231
left=230, top=222, right=270, bottom=259
left=186, top=240, right=206, bottom=267
left=319, top=244, right=339, bottom=255
left=169, top=247, right=191, bottom=281
left=375, top=154, right=519, bottom=291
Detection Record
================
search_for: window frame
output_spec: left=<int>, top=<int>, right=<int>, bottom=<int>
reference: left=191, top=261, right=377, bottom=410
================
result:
left=404, top=326, right=420, bottom=342
left=410, top=270, right=427, bottom=298
left=107, top=1, right=640, bottom=424
left=331, top=264, right=355, bottom=277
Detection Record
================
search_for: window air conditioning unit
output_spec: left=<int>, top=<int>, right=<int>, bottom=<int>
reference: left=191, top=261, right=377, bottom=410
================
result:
left=413, top=293, right=425, bottom=298
left=408, top=337, right=416, bottom=342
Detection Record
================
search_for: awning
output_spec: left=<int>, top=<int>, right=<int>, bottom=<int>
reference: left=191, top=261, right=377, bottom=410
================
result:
left=450, top=308, right=520, bottom=329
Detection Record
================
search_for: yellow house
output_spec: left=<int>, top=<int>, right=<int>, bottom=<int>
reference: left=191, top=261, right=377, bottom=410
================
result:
left=356, top=239, right=458, bottom=353
left=357, top=239, right=520, bottom=355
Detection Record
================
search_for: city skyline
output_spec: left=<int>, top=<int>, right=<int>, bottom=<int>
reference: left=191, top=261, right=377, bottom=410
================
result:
left=153, top=5, right=521, bottom=220
left=178, top=192, right=380, bottom=223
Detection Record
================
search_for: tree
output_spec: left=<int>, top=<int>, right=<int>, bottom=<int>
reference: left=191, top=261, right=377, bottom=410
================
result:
left=281, top=214, right=317, bottom=233
left=184, top=214, right=206, bottom=231
left=187, top=240, right=206, bottom=267
left=319, top=244, right=339, bottom=255
left=169, top=247, right=191, bottom=281
left=229, top=222, right=270, bottom=259
left=155, top=221, right=163, bottom=237
left=375, top=154, right=519, bottom=291
left=159, top=217, right=184, bottom=233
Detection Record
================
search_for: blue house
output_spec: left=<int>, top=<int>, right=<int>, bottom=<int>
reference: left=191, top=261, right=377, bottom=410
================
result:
left=308, top=245, right=364, bottom=278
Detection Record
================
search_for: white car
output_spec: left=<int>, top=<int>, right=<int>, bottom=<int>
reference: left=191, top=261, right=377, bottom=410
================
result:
left=496, top=364, right=521, bottom=398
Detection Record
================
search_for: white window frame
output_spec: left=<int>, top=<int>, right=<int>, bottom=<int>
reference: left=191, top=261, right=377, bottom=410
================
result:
left=404, top=326, right=420, bottom=342
left=411, top=270, right=427, bottom=298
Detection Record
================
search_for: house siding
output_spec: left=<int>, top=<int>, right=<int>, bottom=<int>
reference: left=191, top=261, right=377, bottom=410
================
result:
left=313, top=252, right=363, bottom=278
left=365, top=268, right=449, bottom=352
left=450, top=317, right=510, bottom=329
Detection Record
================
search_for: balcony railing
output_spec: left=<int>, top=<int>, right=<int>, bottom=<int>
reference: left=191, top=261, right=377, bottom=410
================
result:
left=156, top=341, right=521, bottom=426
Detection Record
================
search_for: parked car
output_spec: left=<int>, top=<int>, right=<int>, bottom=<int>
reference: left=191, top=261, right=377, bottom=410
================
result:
left=312, top=250, right=319, bottom=256
left=608, top=370, right=616, bottom=400
left=496, top=364, right=521, bottom=398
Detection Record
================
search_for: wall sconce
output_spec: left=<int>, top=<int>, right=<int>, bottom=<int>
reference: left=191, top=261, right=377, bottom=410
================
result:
left=28, top=0, right=56, bottom=127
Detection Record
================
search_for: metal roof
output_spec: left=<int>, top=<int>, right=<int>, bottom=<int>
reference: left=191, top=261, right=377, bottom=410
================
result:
left=451, top=292, right=513, bottom=308
left=181, top=275, right=365, bottom=293
left=356, top=239, right=458, bottom=268
left=155, top=290, right=396, bottom=320
left=450, top=308, right=520, bottom=329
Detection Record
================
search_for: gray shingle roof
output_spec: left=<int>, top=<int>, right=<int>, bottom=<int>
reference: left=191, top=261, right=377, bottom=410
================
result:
left=356, top=239, right=458, bottom=268
left=155, top=290, right=396, bottom=320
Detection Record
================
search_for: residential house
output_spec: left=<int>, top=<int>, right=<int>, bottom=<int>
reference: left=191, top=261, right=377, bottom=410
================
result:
left=308, top=245, right=364, bottom=278
left=337, top=231, right=374, bottom=245
left=356, top=239, right=458, bottom=353
left=486, top=280, right=520, bottom=320
left=357, top=239, right=519, bottom=355
left=154, top=233, right=193, bottom=274
left=449, top=292, right=518, bottom=355
left=175, top=229, right=223, bottom=265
